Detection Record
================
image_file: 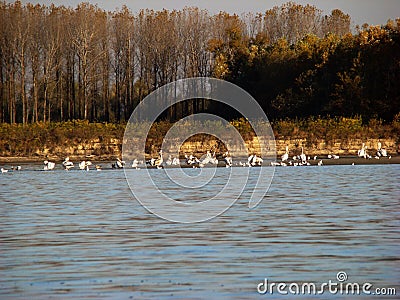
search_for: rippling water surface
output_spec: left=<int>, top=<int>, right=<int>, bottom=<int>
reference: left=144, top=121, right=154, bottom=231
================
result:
left=1, top=164, right=399, bottom=299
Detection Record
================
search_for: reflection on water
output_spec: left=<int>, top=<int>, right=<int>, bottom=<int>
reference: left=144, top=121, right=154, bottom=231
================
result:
left=0, top=165, right=399, bottom=299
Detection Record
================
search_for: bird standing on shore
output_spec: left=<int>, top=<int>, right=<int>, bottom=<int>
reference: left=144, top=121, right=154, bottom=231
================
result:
left=79, top=160, right=92, bottom=171
left=147, top=158, right=155, bottom=166
left=247, top=154, right=254, bottom=166
left=358, top=143, right=365, bottom=158
left=112, top=158, right=125, bottom=169
left=132, top=159, right=139, bottom=169
left=201, top=150, right=212, bottom=166
left=223, top=151, right=232, bottom=167
left=166, top=155, right=173, bottom=166
left=172, top=157, right=180, bottom=165
left=62, top=157, right=74, bottom=170
left=248, top=154, right=263, bottom=166
left=281, top=146, right=289, bottom=162
left=154, top=150, right=163, bottom=169
left=376, top=142, right=388, bottom=157
left=300, top=147, right=307, bottom=164
left=185, top=154, right=199, bottom=166
left=44, top=160, right=55, bottom=170
left=357, top=143, right=371, bottom=159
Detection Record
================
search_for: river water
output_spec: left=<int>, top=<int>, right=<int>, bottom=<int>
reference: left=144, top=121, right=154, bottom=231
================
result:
left=0, top=164, right=399, bottom=299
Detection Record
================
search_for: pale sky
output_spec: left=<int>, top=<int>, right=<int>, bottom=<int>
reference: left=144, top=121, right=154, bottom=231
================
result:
left=14, top=0, right=400, bottom=27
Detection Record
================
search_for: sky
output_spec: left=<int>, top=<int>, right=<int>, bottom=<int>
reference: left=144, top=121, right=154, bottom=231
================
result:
left=14, top=0, right=400, bottom=27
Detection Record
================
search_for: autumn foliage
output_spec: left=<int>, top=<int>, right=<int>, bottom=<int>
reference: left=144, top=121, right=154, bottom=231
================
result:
left=0, top=1, right=399, bottom=125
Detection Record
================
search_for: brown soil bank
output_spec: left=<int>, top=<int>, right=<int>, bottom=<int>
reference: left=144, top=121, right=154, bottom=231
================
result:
left=0, top=137, right=398, bottom=163
left=0, top=119, right=399, bottom=162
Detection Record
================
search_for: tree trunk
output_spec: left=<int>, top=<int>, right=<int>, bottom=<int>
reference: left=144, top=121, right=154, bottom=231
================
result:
left=20, top=50, right=26, bottom=123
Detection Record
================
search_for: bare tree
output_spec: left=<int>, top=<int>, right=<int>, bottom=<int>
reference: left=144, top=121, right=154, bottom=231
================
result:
left=70, top=3, right=105, bottom=120
left=322, top=9, right=351, bottom=37
left=27, top=3, right=45, bottom=123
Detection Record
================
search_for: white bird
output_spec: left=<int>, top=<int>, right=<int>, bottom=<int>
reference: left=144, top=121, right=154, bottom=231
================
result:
left=281, top=146, right=289, bottom=162
left=44, top=160, right=55, bottom=170
left=186, top=154, right=199, bottom=165
left=79, top=161, right=86, bottom=170
left=166, top=155, right=173, bottom=166
left=113, top=158, right=125, bottom=169
left=247, top=154, right=254, bottom=166
left=132, top=159, right=139, bottom=169
left=376, top=142, right=387, bottom=157
left=79, top=160, right=92, bottom=171
left=62, top=157, right=74, bottom=170
left=300, top=147, right=307, bottom=163
left=1, top=167, right=8, bottom=173
left=154, top=150, right=163, bottom=169
left=210, top=151, right=218, bottom=165
left=201, top=151, right=212, bottom=166
left=250, top=154, right=263, bottom=166
left=223, top=151, right=232, bottom=167
left=172, top=157, right=180, bottom=165
left=318, top=160, right=323, bottom=166
left=117, top=158, right=125, bottom=168
left=11, top=166, right=21, bottom=171
left=255, top=155, right=263, bottom=165
left=358, top=143, right=370, bottom=159
left=95, top=165, right=102, bottom=171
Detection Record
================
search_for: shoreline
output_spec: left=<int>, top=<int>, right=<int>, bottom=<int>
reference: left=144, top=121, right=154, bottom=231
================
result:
left=1, top=155, right=398, bottom=166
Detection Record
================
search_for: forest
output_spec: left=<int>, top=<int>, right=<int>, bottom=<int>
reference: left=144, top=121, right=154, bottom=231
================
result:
left=0, top=1, right=399, bottom=124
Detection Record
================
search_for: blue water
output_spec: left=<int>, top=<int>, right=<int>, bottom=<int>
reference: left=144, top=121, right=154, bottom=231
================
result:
left=0, top=164, right=399, bottom=299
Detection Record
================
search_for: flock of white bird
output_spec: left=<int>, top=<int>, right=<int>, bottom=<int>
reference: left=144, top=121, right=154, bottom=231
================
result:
left=36, top=149, right=257, bottom=171
left=144, top=150, right=233, bottom=169
left=0, top=142, right=392, bottom=173
left=271, top=146, right=313, bottom=167
left=41, top=157, right=101, bottom=171
left=271, top=141, right=391, bottom=167
left=357, top=142, right=389, bottom=159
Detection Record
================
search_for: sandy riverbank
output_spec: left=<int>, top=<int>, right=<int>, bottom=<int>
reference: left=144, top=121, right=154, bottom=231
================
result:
left=0, top=155, right=398, bottom=166
left=289, top=155, right=398, bottom=166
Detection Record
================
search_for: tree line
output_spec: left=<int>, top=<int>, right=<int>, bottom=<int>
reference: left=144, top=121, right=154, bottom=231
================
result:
left=0, top=1, right=398, bottom=124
